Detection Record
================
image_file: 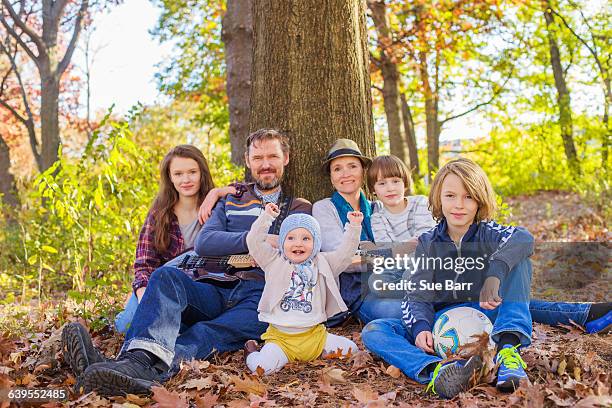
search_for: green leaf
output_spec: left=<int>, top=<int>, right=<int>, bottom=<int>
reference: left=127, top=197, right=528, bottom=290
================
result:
left=41, top=245, right=58, bottom=254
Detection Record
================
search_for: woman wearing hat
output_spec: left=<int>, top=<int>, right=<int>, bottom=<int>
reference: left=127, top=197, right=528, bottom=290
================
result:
left=312, top=139, right=402, bottom=325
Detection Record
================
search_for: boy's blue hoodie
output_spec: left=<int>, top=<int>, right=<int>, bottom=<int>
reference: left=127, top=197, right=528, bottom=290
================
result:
left=401, top=219, right=534, bottom=339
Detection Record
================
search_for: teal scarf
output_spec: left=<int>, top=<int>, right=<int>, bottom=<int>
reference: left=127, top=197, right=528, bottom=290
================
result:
left=330, top=191, right=374, bottom=242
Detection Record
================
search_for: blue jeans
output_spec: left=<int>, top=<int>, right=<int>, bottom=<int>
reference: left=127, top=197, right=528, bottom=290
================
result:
left=362, top=258, right=533, bottom=383
left=356, top=260, right=592, bottom=327
left=119, top=266, right=267, bottom=375
left=115, top=293, right=138, bottom=334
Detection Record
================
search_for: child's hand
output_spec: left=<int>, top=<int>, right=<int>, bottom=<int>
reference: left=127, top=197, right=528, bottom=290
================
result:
left=479, top=276, right=502, bottom=310
left=265, top=203, right=280, bottom=218
left=347, top=211, right=363, bottom=225
left=415, top=331, right=435, bottom=354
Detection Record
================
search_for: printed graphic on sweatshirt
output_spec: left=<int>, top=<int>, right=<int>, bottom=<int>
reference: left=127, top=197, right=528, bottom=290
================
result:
left=280, top=269, right=317, bottom=314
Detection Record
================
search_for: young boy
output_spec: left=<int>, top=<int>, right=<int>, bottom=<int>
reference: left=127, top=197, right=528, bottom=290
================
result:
left=362, top=158, right=534, bottom=399
left=244, top=203, right=362, bottom=374
left=368, top=155, right=436, bottom=245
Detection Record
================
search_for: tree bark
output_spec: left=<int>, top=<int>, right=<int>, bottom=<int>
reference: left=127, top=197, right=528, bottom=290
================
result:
left=400, top=93, right=419, bottom=178
left=0, top=135, right=18, bottom=207
left=543, top=2, right=580, bottom=174
left=222, top=0, right=253, bottom=166
left=250, top=0, right=375, bottom=202
left=40, top=72, right=61, bottom=170
left=418, top=48, right=440, bottom=178
left=368, top=0, right=408, bottom=165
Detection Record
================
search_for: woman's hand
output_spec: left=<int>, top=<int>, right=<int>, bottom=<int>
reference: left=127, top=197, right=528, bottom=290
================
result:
left=479, top=276, right=502, bottom=310
left=347, top=211, right=363, bottom=226
left=198, top=186, right=238, bottom=224
left=415, top=330, right=435, bottom=354
left=265, top=203, right=280, bottom=218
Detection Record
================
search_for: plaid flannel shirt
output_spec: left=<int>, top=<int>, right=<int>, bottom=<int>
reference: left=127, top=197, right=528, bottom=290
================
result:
left=132, top=212, right=185, bottom=291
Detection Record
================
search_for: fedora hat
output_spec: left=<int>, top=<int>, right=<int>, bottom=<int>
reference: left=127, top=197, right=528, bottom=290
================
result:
left=322, top=139, right=372, bottom=172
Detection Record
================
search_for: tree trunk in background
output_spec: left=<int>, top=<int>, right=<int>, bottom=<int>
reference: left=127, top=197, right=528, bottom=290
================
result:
left=40, top=71, right=61, bottom=170
left=222, top=0, right=253, bottom=165
left=1, top=0, right=88, bottom=172
left=250, top=0, right=375, bottom=202
left=400, top=93, right=419, bottom=179
left=418, top=48, right=440, bottom=178
left=368, top=0, right=408, bottom=165
left=543, top=2, right=580, bottom=174
left=0, top=136, right=18, bottom=207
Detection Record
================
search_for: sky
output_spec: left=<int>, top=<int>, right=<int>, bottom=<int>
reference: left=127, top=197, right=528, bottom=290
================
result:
left=74, top=0, right=173, bottom=115
left=78, top=0, right=490, bottom=143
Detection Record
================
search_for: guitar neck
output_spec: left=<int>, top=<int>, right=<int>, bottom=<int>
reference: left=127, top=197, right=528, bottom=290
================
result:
left=178, top=254, right=253, bottom=270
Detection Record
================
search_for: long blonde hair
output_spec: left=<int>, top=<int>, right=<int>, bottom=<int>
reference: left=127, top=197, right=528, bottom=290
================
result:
left=429, top=158, right=497, bottom=223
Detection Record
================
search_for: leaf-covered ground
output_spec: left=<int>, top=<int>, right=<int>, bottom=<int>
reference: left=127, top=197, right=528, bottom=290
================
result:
left=0, top=191, right=610, bottom=407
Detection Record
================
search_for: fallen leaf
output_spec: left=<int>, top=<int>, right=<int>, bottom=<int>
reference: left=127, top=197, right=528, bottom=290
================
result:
left=385, top=365, right=402, bottom=378
left=318, top=378, right=336, bottom=395
left=248, top=393, right=276, bottom=407
left=558, top=359, right=567, bottom=376
left=350, top=350, right=373, bottom=370
left=33, top=363, right=51, bottom=374
left=126, top=393, right=150, bottom=406
left=353, top=386, right=379, bottom=404
left=574, top=395, right=612, bottom=408
left=151, top=385, right=188, bottom=408
left=319, top=367, right=346, bottom=384
left=181, top=376, right=213, bottom=391
left=256, top=366, right=265, bottom=377
left=195, top=391, right=219, bottom=408
left=230, top=374, right=267, bottom=396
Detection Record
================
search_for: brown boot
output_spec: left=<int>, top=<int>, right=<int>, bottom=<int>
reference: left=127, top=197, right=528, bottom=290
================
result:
left=243, top=340, right=260, bottom=362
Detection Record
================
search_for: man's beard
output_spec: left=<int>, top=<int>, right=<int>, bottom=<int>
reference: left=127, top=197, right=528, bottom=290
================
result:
left=254, top=168, right=283, bottom=190
left=254, top=176, right=282, bottom=191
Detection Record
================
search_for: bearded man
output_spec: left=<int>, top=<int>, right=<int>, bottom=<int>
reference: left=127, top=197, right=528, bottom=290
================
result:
left=62, top=129, right=311, bottom=396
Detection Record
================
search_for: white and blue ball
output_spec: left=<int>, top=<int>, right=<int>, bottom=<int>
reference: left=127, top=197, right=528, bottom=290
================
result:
left=432, top=306, right=493, bottom=359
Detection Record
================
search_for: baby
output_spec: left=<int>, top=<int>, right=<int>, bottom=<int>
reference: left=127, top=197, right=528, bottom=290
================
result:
left=244, top=203, right=362, bottom=374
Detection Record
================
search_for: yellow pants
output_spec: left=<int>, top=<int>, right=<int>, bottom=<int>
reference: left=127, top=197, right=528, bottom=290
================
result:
left=261, top=324, right=328, bottom=362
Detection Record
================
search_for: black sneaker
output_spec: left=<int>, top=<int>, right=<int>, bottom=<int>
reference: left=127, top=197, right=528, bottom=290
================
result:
left=61, top=322, right=110, bottom=377
left=81, top=351, right=165, bottom=396
left=426, top=355, right=483, bottom=399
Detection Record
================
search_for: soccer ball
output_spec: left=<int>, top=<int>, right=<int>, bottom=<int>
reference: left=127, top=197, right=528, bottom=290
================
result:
left=432, top=306, right=493, bottom=359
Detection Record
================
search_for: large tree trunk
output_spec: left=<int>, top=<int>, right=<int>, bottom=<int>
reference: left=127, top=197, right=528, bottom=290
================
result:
left=400, top=93, right=419, bottom=179
left=250, top=0, right=375, bottom=202
left=40, top=73, right=61, bottom=171
left=368, top=0, right=408, bottom=165
left=0, top=136, right=18, bottom=207
left=222, top=0, right=253, bottom=166
left=543, top=2, right=580, bottom=174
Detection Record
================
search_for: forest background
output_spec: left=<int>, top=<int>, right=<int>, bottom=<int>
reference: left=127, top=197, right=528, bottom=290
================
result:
left=0, top=0, right=609, bottom=406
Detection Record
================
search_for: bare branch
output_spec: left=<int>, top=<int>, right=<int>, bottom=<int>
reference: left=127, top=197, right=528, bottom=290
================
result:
left=0, top=39, right=40, bottom=164
left=0, top=98, right=27, bottom=124
left=58, top=0, right=88, bottom=75
left=440, top=69, right=513, bottom=125
left=549, top=7, right=604, bottom=77
left=1, top=0, right=44, bottom=54
left=371, top=84, right=383, bottom=93
left=0, top=17, right=39, bottom=65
